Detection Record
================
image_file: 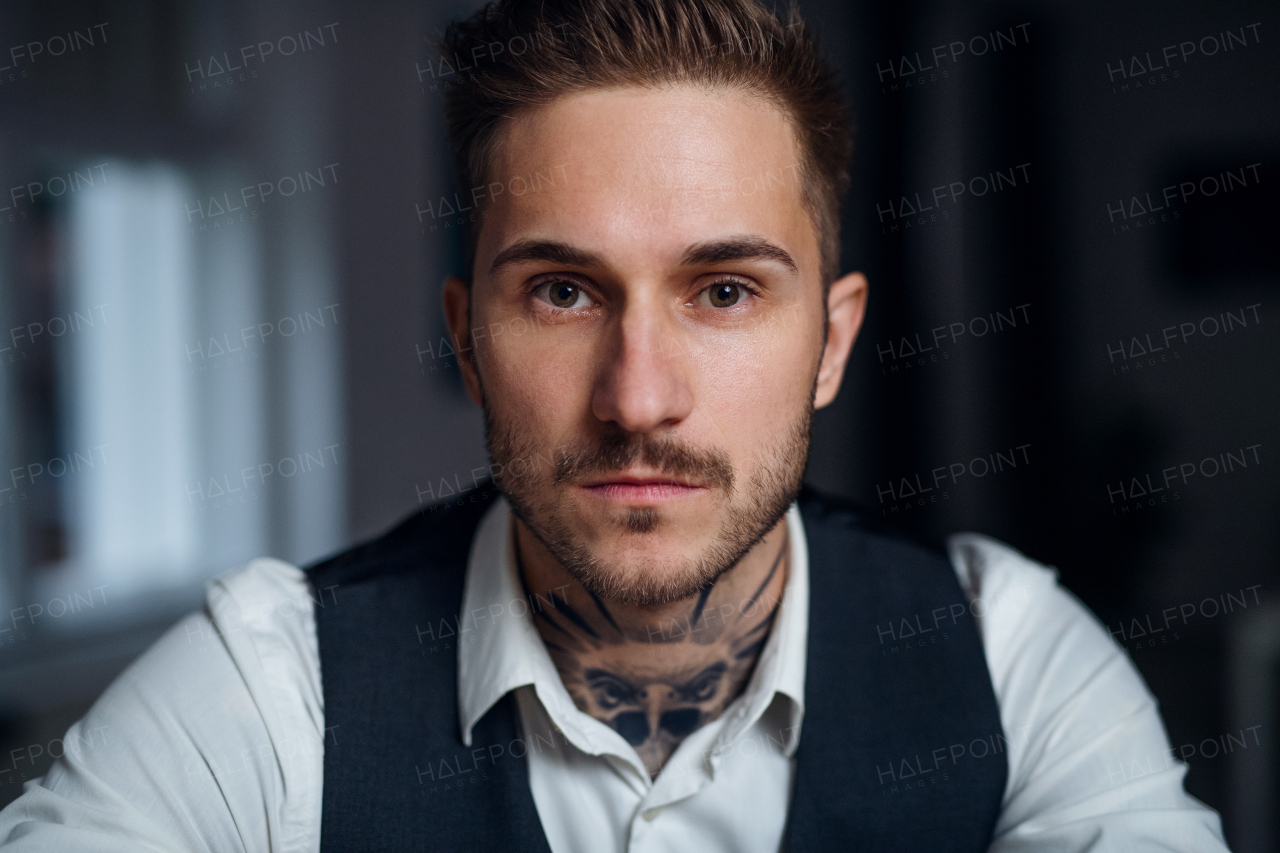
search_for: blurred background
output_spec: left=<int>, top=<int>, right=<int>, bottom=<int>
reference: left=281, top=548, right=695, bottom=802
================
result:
left=0, top=0, right=1274, bottom=848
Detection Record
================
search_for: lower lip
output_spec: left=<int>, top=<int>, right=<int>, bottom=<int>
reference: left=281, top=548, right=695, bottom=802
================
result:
left=581, top=483, right=705, bottom=503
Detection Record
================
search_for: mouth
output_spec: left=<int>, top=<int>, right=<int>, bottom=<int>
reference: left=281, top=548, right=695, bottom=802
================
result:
left=578, top=472, right=708, bottom=504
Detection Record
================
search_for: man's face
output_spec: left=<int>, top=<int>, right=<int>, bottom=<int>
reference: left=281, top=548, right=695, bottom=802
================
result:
left=448, top=85, right=862, bottom=605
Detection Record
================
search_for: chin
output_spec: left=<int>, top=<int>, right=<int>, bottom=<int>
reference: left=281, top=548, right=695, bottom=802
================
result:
left=582, top=566, right=715, bottom=607
left=568, top=539, right=726, bottom=606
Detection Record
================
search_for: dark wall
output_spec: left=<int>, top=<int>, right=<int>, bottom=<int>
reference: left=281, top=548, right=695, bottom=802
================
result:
left=799, top=2, right=1278, bottom=847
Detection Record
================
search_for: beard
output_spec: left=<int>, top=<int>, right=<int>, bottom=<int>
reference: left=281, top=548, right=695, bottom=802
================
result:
left=484, top=402, right=813, bottom=607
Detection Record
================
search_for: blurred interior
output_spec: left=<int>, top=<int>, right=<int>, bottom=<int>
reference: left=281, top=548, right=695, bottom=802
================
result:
left=0, top=0, right=1275, bottom=849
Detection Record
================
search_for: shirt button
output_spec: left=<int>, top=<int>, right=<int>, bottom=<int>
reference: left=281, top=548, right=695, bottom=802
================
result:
left=642, top=807, right=662, bottom=821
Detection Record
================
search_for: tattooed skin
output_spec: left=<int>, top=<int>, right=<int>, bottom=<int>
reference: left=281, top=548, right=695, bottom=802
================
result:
left=522, top=529, right=789, bottom=777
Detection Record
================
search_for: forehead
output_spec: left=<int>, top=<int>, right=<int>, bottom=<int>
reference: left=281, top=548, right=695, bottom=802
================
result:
left=479, top=85, right=817, bottom=275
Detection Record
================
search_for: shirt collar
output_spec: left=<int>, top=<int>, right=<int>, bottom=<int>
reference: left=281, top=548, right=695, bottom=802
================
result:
left=701, top=503, right=809, bottom=761
left=458, top=495, right=562, bottom=746
left=458, top=496, right=810, bottom=758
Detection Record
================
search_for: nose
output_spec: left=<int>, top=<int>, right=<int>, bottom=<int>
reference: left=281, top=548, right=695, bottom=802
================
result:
left=590, top=302, right=695, bottom=433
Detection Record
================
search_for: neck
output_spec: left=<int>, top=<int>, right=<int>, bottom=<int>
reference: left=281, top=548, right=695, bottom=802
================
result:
left=516, top=514, right=790, bottom=778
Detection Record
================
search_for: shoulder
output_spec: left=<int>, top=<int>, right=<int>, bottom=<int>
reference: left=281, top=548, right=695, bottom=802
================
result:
left=945, top=534, right=1063, bottom=636
left=943, top=534, right=1228, bottom=847
left=206, top=554, right=321, bottom=633
left=942, top=533, right=1117, bottom=693
left=942, top=532, right=1127, bottom=723
left=109, top=557, right=322, bottom=721
left=0, top=557, right=325, bottom=851
left=204, top=557, right=325, bottom=727
left=148, top=557, right=328, bottom=842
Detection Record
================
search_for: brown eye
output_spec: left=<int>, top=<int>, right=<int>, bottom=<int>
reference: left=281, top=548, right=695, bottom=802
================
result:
left=536, top=279, right=593, bottom=309
left=550, top=282, right=579, bottom=307
left=701, top=282, right=747, bottom=308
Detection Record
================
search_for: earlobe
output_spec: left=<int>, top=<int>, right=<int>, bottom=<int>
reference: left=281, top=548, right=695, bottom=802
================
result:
left=813, top=272, right=868, bottom=409
left=442, top=275, right=485, bottom=407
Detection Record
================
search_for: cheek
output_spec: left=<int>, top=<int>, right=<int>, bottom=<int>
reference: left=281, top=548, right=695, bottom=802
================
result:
left=481, top=321, right=595, bottom=426
left=685, top=327, right=817, bottom=433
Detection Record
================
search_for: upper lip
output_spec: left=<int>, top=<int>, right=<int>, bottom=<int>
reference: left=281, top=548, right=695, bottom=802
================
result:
left=579, top=472, right=702, bottom=489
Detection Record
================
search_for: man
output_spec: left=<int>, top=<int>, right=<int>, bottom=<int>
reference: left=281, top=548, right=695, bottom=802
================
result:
left=0, top=0, right=1232, bottom=850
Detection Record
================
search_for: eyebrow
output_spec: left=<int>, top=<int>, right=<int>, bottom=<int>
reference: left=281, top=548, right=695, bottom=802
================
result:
left=680, top=236, right=798, bottom=274
left=489, top=240, right=603, bottom=276
left=488, top=235, right=799, bottom=277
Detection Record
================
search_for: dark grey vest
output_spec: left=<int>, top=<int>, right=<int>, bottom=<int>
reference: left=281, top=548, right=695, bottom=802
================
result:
left=306, top=483, right=1006, bottom=851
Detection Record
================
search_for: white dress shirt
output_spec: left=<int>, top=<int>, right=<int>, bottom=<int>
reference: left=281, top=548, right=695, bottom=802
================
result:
left=0, top=496, right=1230, bottom=852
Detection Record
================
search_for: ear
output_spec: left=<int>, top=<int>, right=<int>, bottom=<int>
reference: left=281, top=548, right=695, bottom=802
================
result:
left=813, top=271, right=868, bottom=409
left=443, top=275, right=484, bottom=407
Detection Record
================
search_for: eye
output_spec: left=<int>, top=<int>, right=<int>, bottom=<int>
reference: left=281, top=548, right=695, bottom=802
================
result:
left=696, top=279, right=753, bottom=309
left=535, top=278, right=595, bottom=309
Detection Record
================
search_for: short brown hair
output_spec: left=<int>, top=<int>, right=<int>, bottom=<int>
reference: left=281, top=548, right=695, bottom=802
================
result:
left=440, top=0, right=852, bottom=284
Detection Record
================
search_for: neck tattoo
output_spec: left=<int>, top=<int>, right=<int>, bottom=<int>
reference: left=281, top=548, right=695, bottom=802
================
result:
left=521, top=534, right=789, bottom=778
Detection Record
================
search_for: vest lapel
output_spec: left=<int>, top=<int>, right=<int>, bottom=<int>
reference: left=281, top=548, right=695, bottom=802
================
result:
left=310, top=485, right=551, bottom=852
left=785, top=489, right=1006, bottom=851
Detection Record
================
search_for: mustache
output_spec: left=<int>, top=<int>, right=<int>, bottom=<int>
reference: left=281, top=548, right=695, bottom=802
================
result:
left=553, top=429, right=735, bottom=492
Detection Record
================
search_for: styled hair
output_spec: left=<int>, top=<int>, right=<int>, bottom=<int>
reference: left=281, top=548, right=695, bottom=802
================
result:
left=439, top=0, right=852, bottom=284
